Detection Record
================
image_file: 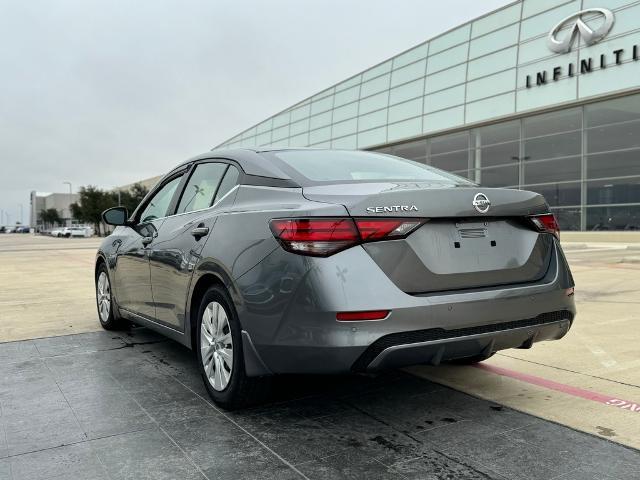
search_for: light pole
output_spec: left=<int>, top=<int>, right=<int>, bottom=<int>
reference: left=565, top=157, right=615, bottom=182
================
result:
left=63, top=181, right=72, bottom=226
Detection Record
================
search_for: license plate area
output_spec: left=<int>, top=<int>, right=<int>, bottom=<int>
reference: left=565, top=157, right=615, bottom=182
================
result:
left=456, top=220, right=489, bottom=239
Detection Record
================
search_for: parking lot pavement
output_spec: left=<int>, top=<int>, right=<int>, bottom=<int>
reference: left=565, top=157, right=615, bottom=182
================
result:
left=0, top=327, right=638, bottom=480
left=410, top=242, right=640, bottom=449
left=0, top=234, right=102, bottom=341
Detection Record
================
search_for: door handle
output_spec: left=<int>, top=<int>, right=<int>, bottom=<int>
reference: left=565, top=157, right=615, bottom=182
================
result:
left=191, top=226, right=209, bottom=240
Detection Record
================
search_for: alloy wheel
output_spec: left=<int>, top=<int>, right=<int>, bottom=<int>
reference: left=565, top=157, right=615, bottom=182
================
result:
left=97, top=272, right=111, bottom=322
left=200, top=301, right=234, bottom=391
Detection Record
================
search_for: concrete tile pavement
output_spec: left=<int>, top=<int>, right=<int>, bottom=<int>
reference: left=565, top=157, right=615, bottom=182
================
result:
left=0, top=328, right=637, bottom=480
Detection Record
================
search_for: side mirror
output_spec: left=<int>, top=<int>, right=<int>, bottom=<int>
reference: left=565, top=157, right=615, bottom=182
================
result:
left=102, top=206, right=129, bottom=226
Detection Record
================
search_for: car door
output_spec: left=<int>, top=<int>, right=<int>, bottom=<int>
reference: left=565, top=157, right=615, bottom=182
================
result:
left=114, top=173, right=185, bottom=319
left=148, top=161, right=241, bottom=330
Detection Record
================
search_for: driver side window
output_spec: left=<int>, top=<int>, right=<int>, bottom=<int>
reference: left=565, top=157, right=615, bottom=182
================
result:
left=138, top=175, right=182, bottom=224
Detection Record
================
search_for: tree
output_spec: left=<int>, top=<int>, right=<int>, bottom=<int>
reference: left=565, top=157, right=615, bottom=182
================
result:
left=118, top=183, right=148, bottom=215
left=70, top=183, right=149, bottom=236
left=40, top=208, right=62, bottom=228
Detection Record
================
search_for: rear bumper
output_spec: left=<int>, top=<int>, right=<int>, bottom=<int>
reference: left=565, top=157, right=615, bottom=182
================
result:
left=236, top=239, right=576, bottom=375
left=353, top=311, right=572, bottom=371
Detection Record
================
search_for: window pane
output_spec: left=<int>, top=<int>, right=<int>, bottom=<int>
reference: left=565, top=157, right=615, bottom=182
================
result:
left=524, top=131, right=582, bottom=161
left=425, top=64, right=466, bottom=94
left=360, top=74, right=390, bottom=98
left=469, top=23, right=519, bottom=59
left=392, top=139, right=427, bottom=163
left=477, top=141, right=519, bottom=168
left=524, top=157, right=582, bottom=185
left=587, top=177, right=640, bottom=205
left=587, top=120, right=640, bottom=153
left=468, top=46, right=518, bottom=80
left=390, top=78, right=424, bottom=105
left=139, top=176, right=182, bottom=223
left=427, top=43, right=468, bottom=74
left=472, top=3, right=521, bottom=38
left=424, top=85, right=465, bottom=113
left=334, top=85, right=359, bottom=107
left=552, top=208, right=581, bottom=231
left=474, top=120, right=519, bottom=146
left=525, top=182, right=581, bottom=207
left=391, top=60, right=426, bottom=87
left=359, top=91, right=388, bottom=115
left=270, top=150, right=472, bottom=184
left=587, top=206, right=640, bottom=231
left=214, top=166, right=240, bottom=204
left=587, top=150, right=640, bottom=179
left=430, top=150, right=469, bottom=171
left=478, top=165, right=519, bottom=187
left=585, top=94, right=640, bottom=127
left=466, top=69, right=516, bottom=103
left=177, top=163, right=227, bottom=214
left=430, top=132, right=469, bottom=155
left=523, top=108, right=582, bottom=138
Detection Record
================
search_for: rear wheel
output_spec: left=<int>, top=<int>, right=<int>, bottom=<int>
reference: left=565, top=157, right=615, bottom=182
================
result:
left=95, top=264, right=123, bottom=330
left=196, top=285, right=269, bottom=409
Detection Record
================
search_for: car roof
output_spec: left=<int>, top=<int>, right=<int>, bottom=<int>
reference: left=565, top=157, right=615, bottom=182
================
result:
left=172, top=148, right=285, bottom=179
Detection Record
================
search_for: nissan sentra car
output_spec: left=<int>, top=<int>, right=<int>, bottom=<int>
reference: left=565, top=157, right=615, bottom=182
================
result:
left=96, top=148, right=576, bottom=408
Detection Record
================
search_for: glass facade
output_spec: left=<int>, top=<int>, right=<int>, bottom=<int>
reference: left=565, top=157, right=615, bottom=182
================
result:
left=374, top=94, right=640, bottom=231
left=217, top=0, right=640, bottom=230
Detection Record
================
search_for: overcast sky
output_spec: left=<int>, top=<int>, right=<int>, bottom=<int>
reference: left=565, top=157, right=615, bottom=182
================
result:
left=0, top=0, right=508, bottom=225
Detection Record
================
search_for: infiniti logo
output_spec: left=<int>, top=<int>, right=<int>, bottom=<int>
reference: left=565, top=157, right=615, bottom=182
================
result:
left=547, top=8, right=614, bottom=54
left=472, top=193, right=491, bottom=214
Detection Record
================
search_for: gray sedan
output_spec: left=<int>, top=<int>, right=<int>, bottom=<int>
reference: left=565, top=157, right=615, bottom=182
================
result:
left=97, top=148, right=576, bottom=408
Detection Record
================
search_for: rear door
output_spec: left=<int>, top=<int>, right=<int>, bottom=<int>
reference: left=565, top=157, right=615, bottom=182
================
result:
left=148, top=161, right=240, bottom=330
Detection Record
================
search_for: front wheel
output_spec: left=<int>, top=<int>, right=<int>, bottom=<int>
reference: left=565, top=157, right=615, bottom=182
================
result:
left=95, top=264, right=123, bottom=330
left=196, top=285, right=269, bottom=409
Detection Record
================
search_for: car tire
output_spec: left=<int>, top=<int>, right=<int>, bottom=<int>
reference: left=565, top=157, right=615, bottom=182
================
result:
left=196, top=285, right=270, bottom=409
left=448, top=352, right=495, bottom=365
left=95, top=263, right=123, bottom=330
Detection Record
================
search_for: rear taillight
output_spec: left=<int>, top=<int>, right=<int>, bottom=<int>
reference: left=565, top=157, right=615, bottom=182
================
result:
left=355, top=219, right=424, bottom=240
left=269, top=218, right=359, bottom=256
left=529, top=214, right=560, bottom=239
left=269, top=217, right=425, bottom=257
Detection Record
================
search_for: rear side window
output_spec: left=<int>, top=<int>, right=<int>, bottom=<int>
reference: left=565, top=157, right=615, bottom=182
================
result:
left=269, top=150, right=472, bottom=185
left=177, top=163, right=227, bottom=214
left=214, top=166, right=240, bottom=204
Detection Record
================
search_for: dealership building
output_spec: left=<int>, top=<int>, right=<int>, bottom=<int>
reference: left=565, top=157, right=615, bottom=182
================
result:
left=217, top=0, right=640, bottom=231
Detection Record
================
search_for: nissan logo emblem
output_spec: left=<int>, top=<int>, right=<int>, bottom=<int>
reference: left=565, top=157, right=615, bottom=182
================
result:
left=547, top=8, right=614, bottom=54
left=472, top=193, right=491, bottom=214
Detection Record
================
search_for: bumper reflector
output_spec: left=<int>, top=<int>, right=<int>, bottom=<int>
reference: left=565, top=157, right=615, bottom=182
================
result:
left=336, top=310, right=390, bottom=321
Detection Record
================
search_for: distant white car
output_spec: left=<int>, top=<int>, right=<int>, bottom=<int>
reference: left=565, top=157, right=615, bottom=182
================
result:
left=50, top=227, right=65, bottom=237
left=68, top=226, right=94, bottom=238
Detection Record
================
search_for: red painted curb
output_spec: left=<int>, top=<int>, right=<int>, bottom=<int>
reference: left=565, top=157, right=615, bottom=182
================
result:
left=475, top=363, right=640, bottom=414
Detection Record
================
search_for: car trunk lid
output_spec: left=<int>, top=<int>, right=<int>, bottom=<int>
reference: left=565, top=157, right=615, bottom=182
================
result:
left=302, top=182, right=554, bottom=294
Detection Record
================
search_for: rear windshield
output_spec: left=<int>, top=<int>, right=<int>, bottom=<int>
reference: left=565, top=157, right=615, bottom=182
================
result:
left=267, top=150, right=473, bottom=186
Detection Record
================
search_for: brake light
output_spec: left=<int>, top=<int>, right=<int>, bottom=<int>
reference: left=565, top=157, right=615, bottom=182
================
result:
left=529, top=214, right=560, bottom=239
left=269, top=218, right=359, bottom=256
left=355, top=219, right=424, bottom=240
left=269, top=217, right=425, bottom=256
